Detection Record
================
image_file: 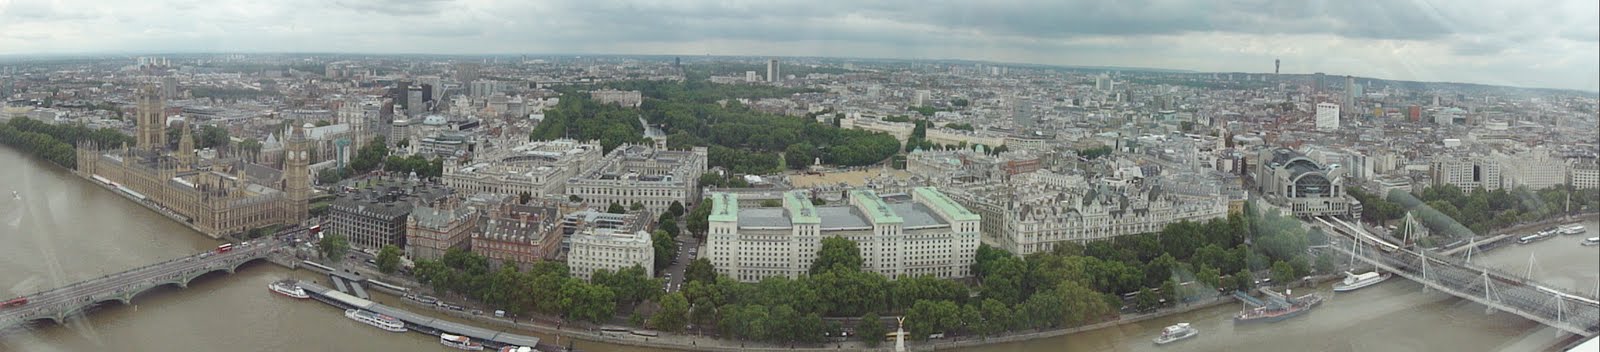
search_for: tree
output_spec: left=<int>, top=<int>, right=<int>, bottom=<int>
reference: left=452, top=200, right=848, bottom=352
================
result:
left=668, top=201, right=686, bottom=218
left=607, top=202, right=626, bottom=214
left=760, top=199, right=782, bottom=207
left=350, top=136, right=388, bottom=173
left=630, top=202, right=646, bottom=212
left=1196, top=265, right=1222, bottom=290
left=651, top=230, right=677, bottom=271
left=810, top=236, right=863, bottom=274
left=1055, top=281, right=1115, bottom=326
left=1289, top=255, right=1311, bottom=277
left=1134, top=287, right=1160, bottom=311
left=569, top=194, right=582, bottom=202
left=976, top=298, right=1012, bottom=337
left=784, top=143, right=816, bottom=170
left=1314, top=254, right=1337, bottom=274
left=518, top=192, right=532, bottom=205
left=651, top=292, right=690, bottom=332
left=857, top=312, right=887, bottom=347
left=319, top=233, right=350, bottom=262
left=376, top=245, right=403, bottom=274
left=905, top=300, right=960, bottom=340
left=686, top=198, right=712, bottom=236
left=560, top=278, right=617, bottom=323
left=1270, top=260, right=1296, bottom=285
left=593, top=265, right=661, bottom=308
left=1233, top=269, right=1255, bottom=292
left=685, top=258, right=716, bottom=284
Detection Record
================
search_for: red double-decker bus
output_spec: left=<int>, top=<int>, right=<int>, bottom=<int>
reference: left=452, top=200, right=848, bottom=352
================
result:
left=216, top=243, right=234, bottom=253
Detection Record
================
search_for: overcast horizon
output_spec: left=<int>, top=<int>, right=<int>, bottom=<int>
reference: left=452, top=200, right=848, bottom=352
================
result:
left=1, top=0, right=1596, bottom=91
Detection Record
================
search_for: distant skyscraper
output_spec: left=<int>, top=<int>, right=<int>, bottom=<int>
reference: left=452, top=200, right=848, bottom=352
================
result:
left=1274, top=59, right=1280, bottom=75
left=418, top=76, right=442, bottom=102
left=767, top=59, right=780, bottom=83
left=1408, top=105, right=1422, bottom=122
left=1345, top=76, right=1357, bottom=116
left=745, top=71, right=758, bottom=82
left=161, top=76, right=179, bottom=100
left=469, top=80, right=500, bottom=98
left=407, top=87, right=424, bottom=114
left=1316, top=102, right=1340, bottom=132
left=1313, top=72, right=1327, bottom=94
left=455, top=63, right=480, bottom=83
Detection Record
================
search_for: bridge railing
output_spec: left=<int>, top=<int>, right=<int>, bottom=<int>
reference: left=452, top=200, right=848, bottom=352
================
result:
left=1341, top=244, right=1600, bottom=334
left=14, top=242, right=284, bottom=300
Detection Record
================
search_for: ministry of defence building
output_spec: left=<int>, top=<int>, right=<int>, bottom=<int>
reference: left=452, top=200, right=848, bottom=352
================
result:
left=705, top=187, right=980, bottom=282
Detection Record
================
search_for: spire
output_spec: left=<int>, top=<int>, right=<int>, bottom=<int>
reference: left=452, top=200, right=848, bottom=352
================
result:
left=178, top=121, right=196, bottom=167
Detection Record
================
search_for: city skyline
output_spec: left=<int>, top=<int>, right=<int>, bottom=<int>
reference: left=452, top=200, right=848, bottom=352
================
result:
left=0, top=0, right=1596, bottom=91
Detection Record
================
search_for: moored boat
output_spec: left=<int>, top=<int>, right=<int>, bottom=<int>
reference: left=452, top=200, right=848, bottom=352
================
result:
left=345, top=309, right=407, bottom=332
left=1235, top=292, right=1322, bottom=324
left=1582, top=237, right=1599, bottom=246
left=441, top=333, right=485, bottom=351
left=1152, top=322, right=1198, bottom=345
left=1559, top=224, right=1586, bottom=236
left=1332, top=271, right=1392, bottom=292
left=498, top=346, right=536, bottom=352
left=268, top=280, right=310, bottom=299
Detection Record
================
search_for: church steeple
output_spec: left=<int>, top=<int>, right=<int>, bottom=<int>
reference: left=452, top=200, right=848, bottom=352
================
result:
left=177, top=121, right=196, bottom=168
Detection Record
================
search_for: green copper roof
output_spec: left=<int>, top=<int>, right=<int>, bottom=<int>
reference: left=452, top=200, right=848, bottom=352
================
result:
left=852, top=190, right=903, bottom=224
left=914, top=187, right=980, bottom=222
left=709, top=192, right=738, bottom=222
left=785, top=191, right=820, bottom=224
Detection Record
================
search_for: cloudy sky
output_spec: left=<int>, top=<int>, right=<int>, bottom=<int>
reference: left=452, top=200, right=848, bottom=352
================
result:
left=1, top=0, right=1596, bottom=91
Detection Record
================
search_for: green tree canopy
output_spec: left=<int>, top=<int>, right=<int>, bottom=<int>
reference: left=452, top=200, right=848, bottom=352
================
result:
left=810, top=236, right=863, bottom=275
left=376, top=245, right=402, bottom=274
left=650, top=292, right=690, bottom=332
left=319, top=233, right=350, bottom=262
left=685, top=258, right=716, bottom=284
left=857, top=312, right=887, bottom=347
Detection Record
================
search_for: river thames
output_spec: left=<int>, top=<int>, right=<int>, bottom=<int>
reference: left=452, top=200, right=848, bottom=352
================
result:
left=1, top=146, right=1595, bottom=352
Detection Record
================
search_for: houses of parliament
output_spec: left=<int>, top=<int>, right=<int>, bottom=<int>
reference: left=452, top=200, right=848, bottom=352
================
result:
left=74, top=86, right=311, bottom=238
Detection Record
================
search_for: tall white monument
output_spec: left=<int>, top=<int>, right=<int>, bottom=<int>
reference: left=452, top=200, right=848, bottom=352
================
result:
left=895, top=316, right=906, bottom=352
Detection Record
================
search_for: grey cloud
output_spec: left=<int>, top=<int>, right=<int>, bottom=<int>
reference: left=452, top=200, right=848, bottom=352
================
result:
left=333, top=0, right=452, bottom=16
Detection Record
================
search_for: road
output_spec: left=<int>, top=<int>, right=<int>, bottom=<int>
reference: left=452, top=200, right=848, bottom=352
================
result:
left=659, top=223, right=699, bottom=293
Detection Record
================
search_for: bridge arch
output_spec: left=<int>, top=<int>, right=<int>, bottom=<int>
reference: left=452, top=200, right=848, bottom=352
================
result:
left=21, top=316, right=62, bottom=327
left=123, top=280, right=189, bottom=304
left=226, top=256, right=272, bottom=274
left=178, top=255, right=271, bottom=287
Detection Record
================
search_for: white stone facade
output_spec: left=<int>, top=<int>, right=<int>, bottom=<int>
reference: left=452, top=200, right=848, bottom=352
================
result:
left=444, top=139, right=603, bottom=198
left=705, top=188, right=980, bottom=282
left=568, top=228, right=655, bottom=281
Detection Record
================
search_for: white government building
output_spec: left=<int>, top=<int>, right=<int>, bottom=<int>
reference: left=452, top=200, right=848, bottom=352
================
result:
left=443, top=139, right=603, bottom=198
left=565, top=142, right=707, bottom=216
left=567, top=227, right=655, bottom=281
left=705, top=188, right=980, bottom=282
